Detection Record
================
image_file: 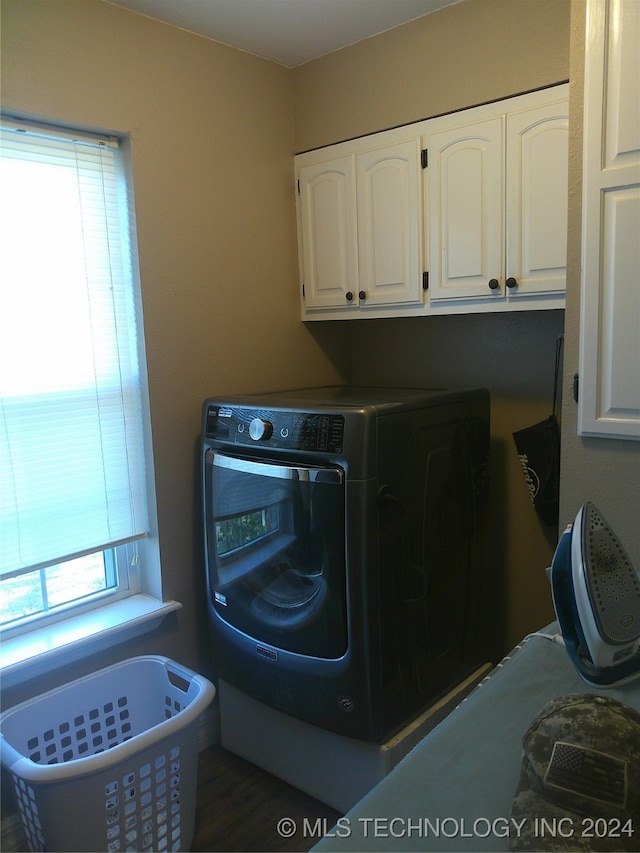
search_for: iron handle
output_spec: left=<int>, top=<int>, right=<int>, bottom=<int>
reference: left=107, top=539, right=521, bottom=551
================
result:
left=345, top=291, right=354, bottom=302
left=506, top=277, right=518, bottom=289
left=358, top=290, right=366, bottom=301
left=488, top=278, right=500, bottom=291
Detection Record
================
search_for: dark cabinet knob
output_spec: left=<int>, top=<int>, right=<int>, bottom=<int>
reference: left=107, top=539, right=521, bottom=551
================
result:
left=358, top=290, right=366, bottom=301
left=488, top=278, right=500, bottom=291
left=345, top=291, right=354, bottom=302
left=506, top=277, right=518, bottom=289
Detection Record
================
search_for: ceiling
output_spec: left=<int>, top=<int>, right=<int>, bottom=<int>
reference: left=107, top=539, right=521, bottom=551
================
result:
left=106, top=0, right=462, bottom=67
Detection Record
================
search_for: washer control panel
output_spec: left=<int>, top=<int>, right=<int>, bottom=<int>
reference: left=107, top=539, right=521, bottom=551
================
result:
left=205, top=405, right=345, bottom=453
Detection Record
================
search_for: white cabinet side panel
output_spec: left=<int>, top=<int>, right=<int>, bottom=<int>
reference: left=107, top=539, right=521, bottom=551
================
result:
left=579, top=0, right=640, bottom=439
left=604, top=0, right=640, bottom=170
left=598, top=187, right=640, bottom=419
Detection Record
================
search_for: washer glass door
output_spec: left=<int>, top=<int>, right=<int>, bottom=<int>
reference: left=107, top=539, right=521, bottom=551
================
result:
left=204, top=451, right=347, bottom=658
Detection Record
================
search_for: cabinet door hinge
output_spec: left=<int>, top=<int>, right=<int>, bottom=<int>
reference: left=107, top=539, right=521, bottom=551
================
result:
left=297, top=178, right=300, bottom=194
left=302, top=283, right=305, bottom=299
left=573, top=372, right=579, bottom=403
left=421, top=149, right=428, bottom=169
left=422, top=271, right=429, bottom=290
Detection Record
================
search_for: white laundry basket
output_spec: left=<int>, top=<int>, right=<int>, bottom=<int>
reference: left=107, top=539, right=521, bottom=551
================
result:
left=0, top=655, right=215, bottom=853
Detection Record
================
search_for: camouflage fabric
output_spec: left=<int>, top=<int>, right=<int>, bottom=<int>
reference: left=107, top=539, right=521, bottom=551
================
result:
left=509, top=694, right=640, bottom=851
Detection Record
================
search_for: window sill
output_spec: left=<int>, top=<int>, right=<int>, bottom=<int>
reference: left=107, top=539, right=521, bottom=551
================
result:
left=0, top=595, right=182, bottom=689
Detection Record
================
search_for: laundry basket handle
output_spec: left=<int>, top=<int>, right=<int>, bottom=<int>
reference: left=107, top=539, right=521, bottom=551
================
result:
left=0, top=656, right=215, bottom=784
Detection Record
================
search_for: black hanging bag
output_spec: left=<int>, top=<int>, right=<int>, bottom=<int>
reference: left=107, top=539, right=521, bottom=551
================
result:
left=512, top=335, right=563, bottom=527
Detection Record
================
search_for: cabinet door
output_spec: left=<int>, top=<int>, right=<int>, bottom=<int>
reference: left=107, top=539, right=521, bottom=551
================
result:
left=579, top=0, right=640, bottom=439
left=506, top=102, right=569, bottom=298
left=426, top=117, right=504, bottom=301
left=297, top=156, right=358, bottom=310
left=356, top=139, right=423, bottom=306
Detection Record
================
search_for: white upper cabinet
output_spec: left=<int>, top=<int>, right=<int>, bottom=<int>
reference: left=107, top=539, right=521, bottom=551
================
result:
left=295, top=84, right=568, bottom=320
left=424, top=85, right=569, bottom=306
left=506, top=100, right=569, bottom=298
left=296, top=155, right=358, bottom=311
left=425, top=116, right=504, bottom=301
left=356, top=140, right=423, bottom=308
left=578, top=0, right=640, bottom=440
left=296, top=131, right=423, bottom=318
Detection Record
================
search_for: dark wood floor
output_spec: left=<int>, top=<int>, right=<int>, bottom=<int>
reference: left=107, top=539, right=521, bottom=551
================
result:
left=2, top=745, right=342, bottom=852
left=192, top=746, right=342, bottom=852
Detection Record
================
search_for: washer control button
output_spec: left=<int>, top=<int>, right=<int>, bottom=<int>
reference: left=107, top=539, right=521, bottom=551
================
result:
left=249, top=418, right=273, bottom=441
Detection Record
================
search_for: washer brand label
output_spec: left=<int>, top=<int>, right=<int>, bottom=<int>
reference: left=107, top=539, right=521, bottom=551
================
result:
left=214, top=591, right=227, bottom=606
left=257, top=645, right=278, bottom=662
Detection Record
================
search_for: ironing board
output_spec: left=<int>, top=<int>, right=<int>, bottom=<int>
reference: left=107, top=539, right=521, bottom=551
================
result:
left=313, top=626, right=640, bottom=852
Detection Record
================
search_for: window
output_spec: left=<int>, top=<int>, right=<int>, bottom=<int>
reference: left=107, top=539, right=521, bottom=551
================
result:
left=215, top=507, right=280, bottom=556
left=0, top=117, right=159, bottom=641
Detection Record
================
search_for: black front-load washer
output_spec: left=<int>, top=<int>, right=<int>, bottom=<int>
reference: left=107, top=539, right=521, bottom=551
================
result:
left=202, top=385, right=489, bottom=742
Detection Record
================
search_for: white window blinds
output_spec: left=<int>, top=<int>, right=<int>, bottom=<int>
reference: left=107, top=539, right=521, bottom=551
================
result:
left=0, top=119, right=149, bottom=577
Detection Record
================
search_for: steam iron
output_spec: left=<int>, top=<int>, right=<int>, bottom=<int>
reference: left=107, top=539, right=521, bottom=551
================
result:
left=550, top=501, right=640, bottom=687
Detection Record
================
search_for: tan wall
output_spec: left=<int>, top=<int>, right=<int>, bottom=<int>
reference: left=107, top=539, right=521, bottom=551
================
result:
left=292, top=0, right=572, bottom=656
left=0, top=0, right=349, bottom=705
left=293, top=0, right=571, bottom=152
left=6, top=0, right=631, bottom=707
left=559, top=1, right=640, bottom=565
